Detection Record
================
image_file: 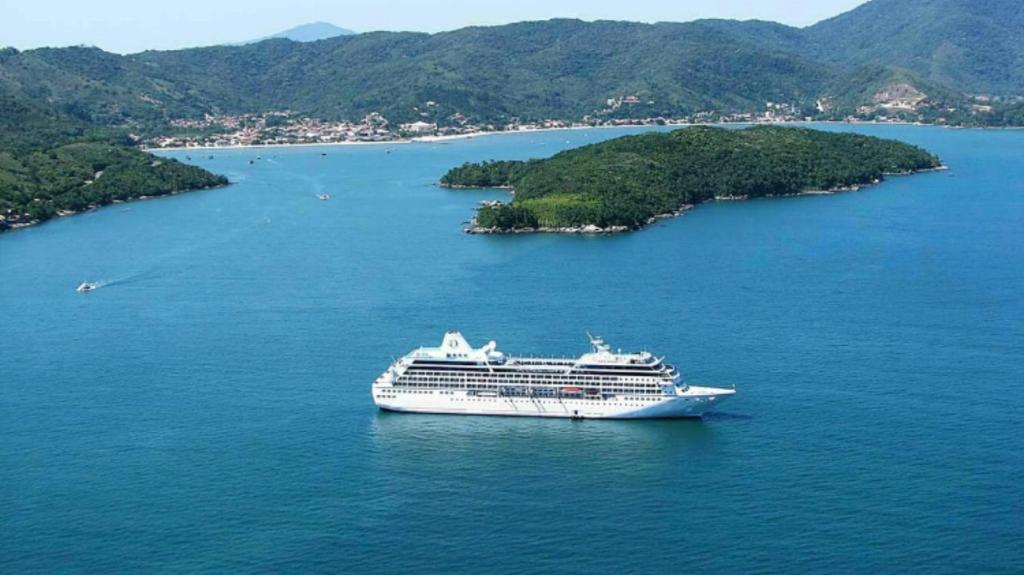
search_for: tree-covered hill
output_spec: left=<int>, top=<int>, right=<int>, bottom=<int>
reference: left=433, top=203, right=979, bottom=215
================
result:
left=117, top=20, right=837, bottom=126
left=0, top=50, right=229, bottom=232
left=2, top=2, right=1023, bottom=136
left=805, top=0, right=1024, bottom=95
left=441, top=126, right=942, bottom=232
left=0, top=141, right=227, bottom=231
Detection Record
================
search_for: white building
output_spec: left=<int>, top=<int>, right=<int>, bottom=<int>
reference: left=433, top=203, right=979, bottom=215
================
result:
left=401, top=121, right=437, bottom=135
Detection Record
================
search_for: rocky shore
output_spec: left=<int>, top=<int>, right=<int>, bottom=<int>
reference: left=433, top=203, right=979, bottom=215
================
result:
left=0, top=182, right=228, bottom=233
left=714, top=165, right=947, bottom=202
left=462, top=163, right=948, bottom=235
left=442, top=184, right=514, bottom=190
left=464, top=205, right=693, bottom=234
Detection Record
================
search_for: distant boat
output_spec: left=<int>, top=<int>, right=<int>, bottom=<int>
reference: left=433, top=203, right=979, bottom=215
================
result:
left=76, top=282, right=98, bottom=293
left=317, top=193, right=331, bottom=201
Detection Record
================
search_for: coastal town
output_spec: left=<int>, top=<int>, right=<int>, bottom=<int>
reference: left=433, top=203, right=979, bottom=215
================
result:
left=139, top=101, right=860, bottom=150
left=145, top=109, right=699, bottom=149
left=142, top=87, right=1011, bottom=150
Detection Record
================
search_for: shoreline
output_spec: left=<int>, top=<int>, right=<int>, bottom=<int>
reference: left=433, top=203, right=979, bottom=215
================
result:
left=465, top=205, right=694, bottom=235
left=144, top=124, right=678, bottom=152
left=4, top=134, right=948, bottom=235
left=0, top=182, right=229, bottom=234
left=145, top=120, right=1012, bottom=154
left=462, top=164, right=948, bottom=235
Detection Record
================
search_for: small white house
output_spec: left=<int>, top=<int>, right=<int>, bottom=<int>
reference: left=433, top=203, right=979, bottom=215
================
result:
left=401, top=121, right=437, bottom=135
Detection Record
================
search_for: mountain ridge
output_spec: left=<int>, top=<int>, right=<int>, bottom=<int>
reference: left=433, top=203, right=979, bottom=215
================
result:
left=2, top=0, right=1020, bottom=139
left=8, top=10, right=1008, bottom=135
left=804, top=0, right=1024, bottom=94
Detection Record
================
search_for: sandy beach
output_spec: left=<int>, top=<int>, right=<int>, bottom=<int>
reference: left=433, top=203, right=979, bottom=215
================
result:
left=144, top=119, right=1016, bottom=153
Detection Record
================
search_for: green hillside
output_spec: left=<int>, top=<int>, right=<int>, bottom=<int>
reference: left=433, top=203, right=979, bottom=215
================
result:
left=442, top=126, right=941, bottom=231
left=805, top=0, right=1024, bottom=94
left=3, top=5, right=1023, bottom=135
left=96, top=20, right=835, bottom=126
left=0, top=47, right=231, bottom=232
left=0, top=141, right=227, bottom=231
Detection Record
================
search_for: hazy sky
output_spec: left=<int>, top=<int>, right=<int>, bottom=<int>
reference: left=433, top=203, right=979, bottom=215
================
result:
left=1, top=0, right=867, bottom=54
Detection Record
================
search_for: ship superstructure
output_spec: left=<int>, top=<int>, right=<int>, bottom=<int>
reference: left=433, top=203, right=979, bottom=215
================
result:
left=372, top=332, right=734, bottom=419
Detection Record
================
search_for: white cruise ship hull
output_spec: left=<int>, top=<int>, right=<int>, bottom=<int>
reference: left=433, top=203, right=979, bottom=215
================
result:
left=372, top=384, right=734, bottom=419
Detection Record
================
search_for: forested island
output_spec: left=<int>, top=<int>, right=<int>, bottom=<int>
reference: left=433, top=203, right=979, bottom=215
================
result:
left=441, top=126, right=942, bottom=233
left=0, top=140, right=227, bottom=231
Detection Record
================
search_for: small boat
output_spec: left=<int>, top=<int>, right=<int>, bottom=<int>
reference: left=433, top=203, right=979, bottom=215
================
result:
left=76, top=282, right=98, bottom=293
left=317, top=193, right=331, bottom=201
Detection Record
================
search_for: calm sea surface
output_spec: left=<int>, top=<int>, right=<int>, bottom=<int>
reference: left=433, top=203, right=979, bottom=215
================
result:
left=1, top=125, right=1022, bottom=574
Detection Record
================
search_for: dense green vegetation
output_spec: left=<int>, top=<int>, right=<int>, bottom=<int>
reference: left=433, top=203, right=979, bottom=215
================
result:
left=2, top=0, right=1023, bottom=135
left=700, top=0, right=1024, bottom=96
left=0, top=142, right=227, bottom=230
left=440, top=160, right=534, bottom=188
left=0, top=52, right=229, bottom=232
left=0, top=23, right=831, bottom=130
left=976, top=101, right=1024, bottom=127
left=803, top=0, right=1024, bottom=95
left=443, top=126, right=941, bottom=230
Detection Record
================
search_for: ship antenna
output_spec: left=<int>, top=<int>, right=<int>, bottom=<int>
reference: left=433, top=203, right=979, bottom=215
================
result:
left=586, top=332, right=610, bottom=353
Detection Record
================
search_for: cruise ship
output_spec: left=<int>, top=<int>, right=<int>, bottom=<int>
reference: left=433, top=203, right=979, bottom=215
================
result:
left=372, top=332, right=735, bottom=419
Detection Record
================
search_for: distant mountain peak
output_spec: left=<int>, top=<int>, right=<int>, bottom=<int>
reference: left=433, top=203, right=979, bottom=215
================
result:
left=249, top=22, right=354, bottom=44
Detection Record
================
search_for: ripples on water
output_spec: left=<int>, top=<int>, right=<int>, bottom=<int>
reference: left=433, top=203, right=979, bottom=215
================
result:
left=1, top=126, right=1022, bottom=573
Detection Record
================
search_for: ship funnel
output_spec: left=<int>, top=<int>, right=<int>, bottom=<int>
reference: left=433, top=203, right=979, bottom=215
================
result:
left=441, top=331, right=471, bottom=350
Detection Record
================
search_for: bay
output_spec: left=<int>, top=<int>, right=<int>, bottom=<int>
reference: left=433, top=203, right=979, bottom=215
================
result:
left=1, top=125, right=1022, bottom=573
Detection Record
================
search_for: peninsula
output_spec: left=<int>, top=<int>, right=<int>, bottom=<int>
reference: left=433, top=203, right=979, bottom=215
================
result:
left=0, top=142, right=227, bottom=232
left=440, top=126, right=942, bottom=234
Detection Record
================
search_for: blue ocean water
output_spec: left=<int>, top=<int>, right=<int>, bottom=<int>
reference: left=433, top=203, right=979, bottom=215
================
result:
left=1, top=125, right=1022, bottom=574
